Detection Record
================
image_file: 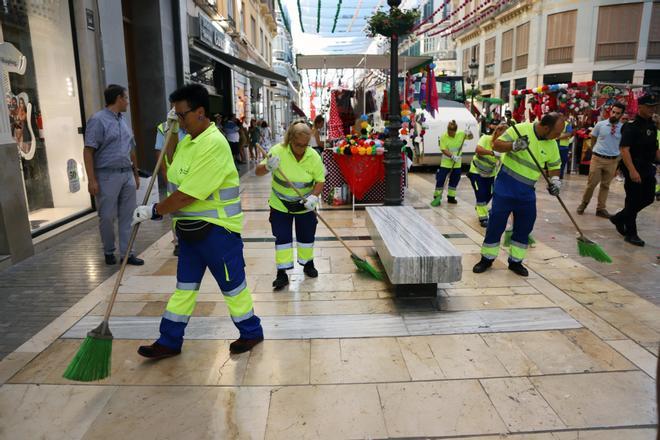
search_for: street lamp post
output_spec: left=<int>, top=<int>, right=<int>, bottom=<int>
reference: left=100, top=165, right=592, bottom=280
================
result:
left=468, top=58, right=479, bottom=117
left=384, top=0, right=404, bottom=205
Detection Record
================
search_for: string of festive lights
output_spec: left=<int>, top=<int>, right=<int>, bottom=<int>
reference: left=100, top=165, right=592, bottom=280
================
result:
left=412, top=0, right=452, bottom=31
left=430, top=0, right=509, bottom=37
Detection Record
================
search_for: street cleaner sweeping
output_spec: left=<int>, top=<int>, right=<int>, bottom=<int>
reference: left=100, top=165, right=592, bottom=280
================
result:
left=255, top=121, right=382, bottom=290
left=472, top=113, right=565, bottom=277
left=431, top=120, right=473, bottom=206
left=133, top=84, right=264, bottom=359
left=467, top=123, right=506, bottom=227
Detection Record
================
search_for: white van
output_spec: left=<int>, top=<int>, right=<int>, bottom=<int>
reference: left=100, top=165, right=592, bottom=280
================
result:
left=407, top=75, right=479, bottom=167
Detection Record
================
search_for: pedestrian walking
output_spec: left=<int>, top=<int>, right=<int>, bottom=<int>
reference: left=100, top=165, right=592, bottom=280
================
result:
left=310, top=115, right=325, bottom=155
left=557, top=116, right=574, bottom=179
left=467, top=123, right=506, bottom=227
left=576, top=102, right=625, bottom=218
left=431, top=120, right=473, bottom=206
left=610, top=94, right=659, bottom=247
left=155, top=100, right=188, bottom=256
left=83, top=84, right=144, bottom=266
left=255, top=120, right=325, bottom=291
left=132, top=84, right=263, bottom=358
left=473, top=113, right=563, bottom=277
left=224, top=114, right=243, bottom=163
left=260, top=120, right=273, bottom=154
left=248, top=119, right=261, bottom=161
left=238, top=118, right=249, bottom=163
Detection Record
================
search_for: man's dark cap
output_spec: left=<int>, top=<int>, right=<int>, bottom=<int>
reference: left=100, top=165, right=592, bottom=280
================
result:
left=638, top=94, right=658, bottom=106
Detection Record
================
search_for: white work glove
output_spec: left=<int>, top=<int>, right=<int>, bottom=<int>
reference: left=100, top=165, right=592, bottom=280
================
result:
left=132, top=204, right=161, bottom=225
left=512, top=136, right=529, bottom=152
left=163, top=108, right=179, bottom=132
left=493, top=151, right=502, bottom=158
left=265, top=155, right=280, bottom=172
left=451, top=155, right=461, bottom=163
left=547, top=176, right=561, bottom=196
left=303, top=194, right=319, bottom=211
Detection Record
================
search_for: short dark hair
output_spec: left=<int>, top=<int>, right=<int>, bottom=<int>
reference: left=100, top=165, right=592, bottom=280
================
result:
left=539, top=112, right=561, bottom=127
left=104, top=84, right=126, bottom=106
left=612, top=102, right=626, bottom=112
left=169, top=84, right=210, bottom=116
left=261, top=121, right=268, bottom=128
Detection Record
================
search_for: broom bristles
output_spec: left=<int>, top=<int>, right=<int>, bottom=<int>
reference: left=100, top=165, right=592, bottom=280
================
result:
left=577, top=238, right=612, bottom=263
left=351, top=254, right=383, bottom=280
left=63, top=335, right=112, bottom=382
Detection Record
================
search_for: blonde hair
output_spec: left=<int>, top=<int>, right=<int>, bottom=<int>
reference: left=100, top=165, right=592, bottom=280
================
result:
left=284, top=119, right=312, bottom=147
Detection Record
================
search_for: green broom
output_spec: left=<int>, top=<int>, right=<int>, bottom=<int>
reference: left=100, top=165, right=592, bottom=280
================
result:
left=260, top=145, right=383, bottom=280
left=63, top=121, right=175, bottom=381
left=507, top=123, right=612, bottom=263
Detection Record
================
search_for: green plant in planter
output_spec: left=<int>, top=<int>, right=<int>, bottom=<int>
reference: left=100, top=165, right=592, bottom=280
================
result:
left=366, top=7, right=420, bottom=38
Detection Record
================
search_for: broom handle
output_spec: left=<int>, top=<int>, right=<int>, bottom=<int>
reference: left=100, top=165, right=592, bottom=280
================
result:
left=101, top=123, right=175, bottom=323
left=509, top=123, right=585, bottom=238
left=258, top=144, right=358, bottom=258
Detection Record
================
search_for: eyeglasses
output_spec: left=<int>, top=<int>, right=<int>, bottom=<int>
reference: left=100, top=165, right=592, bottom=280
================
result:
left=175, top=109, right=193, bottom=119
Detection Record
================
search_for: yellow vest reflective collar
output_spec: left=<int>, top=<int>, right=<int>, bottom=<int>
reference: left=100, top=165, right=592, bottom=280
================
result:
left=166, top=123, right=243, bottom=233
left=469, top=134, right=499, bottom=177
left=439, top=131, right=466, bottom=168
left=268, top=143, right=323, bottom=213
left=500, top=122, right=562, bottom=187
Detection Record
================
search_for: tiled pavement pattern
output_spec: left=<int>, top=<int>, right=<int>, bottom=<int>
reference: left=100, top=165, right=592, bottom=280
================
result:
left=419, top=171, right=660, bottom=305
left=0, top=165, right=252, bottom=361
left=0, top=166, right=657, bottom=439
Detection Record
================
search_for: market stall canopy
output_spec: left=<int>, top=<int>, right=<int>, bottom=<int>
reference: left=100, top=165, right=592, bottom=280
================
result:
left=296, top=54, right=432, bottom=72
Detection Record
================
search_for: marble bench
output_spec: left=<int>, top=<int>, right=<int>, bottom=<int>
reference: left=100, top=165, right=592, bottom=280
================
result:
left=366, top=206, right=462, bottom=297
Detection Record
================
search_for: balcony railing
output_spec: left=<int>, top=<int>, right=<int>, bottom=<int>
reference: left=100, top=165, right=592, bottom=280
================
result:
left=595, top=42, right=637, bottom=61
left=546, top=46, right=574, bottom=65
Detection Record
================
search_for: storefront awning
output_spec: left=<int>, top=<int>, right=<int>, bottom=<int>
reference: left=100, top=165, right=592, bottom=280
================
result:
left=192, top=38, right=287, bottom=85
left=296, top=54, right=433, bottom=72
left=291, top=101, right=306, bottom=118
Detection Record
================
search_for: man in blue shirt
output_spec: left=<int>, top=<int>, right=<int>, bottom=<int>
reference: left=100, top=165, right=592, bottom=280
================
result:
left=577, top=102, right=625, bottom=218
left=83, top=84, right=143, bottom=266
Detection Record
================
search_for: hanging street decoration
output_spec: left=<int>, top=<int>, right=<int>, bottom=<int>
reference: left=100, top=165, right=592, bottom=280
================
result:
left=317, top=0, right=322, bottom=33
left=277, top=0, right=291, bottom=34
left=431, top=0, right=506, bottom=38
left=366, top=7, right=420, bottom=38
left=331, top=0, right=342, bottom=33
left=412, top=0, right=452, bottom=32
left=416, top=0, right=472, bottom=36
left=296, top=0, right=305, bottom=33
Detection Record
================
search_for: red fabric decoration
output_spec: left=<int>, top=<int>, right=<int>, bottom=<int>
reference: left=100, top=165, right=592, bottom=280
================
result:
left=380, top=90, right=389, bottom=122
left=328, top=91, right=344, bottom=140
left=334, top=155, right=385, bottom=200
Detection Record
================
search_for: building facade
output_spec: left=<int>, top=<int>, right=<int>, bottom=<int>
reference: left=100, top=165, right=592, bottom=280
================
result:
left=453, top=0, right=660, bottom=107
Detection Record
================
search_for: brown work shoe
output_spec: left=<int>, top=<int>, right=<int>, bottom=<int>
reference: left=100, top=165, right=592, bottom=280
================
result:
left=576, top=203, right=587, bottom=215
left=229, top=337, right=264, bottom=354
left=595, top=209, right=611, bottom=219
left=137, top=342, right=181, bottom=360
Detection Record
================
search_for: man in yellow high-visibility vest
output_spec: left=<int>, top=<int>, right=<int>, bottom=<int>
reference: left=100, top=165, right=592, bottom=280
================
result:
left=132, top=84, right=263, bottom=358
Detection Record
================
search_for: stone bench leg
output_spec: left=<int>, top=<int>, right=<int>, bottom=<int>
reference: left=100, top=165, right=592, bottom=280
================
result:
left=393, top=283, right=439, bottom=298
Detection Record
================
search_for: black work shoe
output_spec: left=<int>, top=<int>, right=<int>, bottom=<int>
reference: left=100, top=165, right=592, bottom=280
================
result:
left=173, top=245, right=179, bottom=256
left=229, top=337, right=264, bottom=354
left=137, top=342, right=181, bottom=360
left=624, top=235, right=645, bottom=247
left=479, top=219, right=488, bottom=228
left=104, top=254, right=116, bottom=265
left=508, top=261, right=529, bottom=277
left=472, top=257, right=493, bottom=273
left=595, top=209, right=611, bottom=219
left=303, top=261, right=318, bottom=278
left=447, top=196, right=458, bottom=204
left=272, top=269, right=289, bottom=290
left=124, top=255, right=144, bottom=266
left=609, top=216, right=626, bottom=236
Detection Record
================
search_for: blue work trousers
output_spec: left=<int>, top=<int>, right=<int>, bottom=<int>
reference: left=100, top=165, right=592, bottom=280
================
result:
left=482, top=193, right=537, bottom=263
left=435, top=166, right=462, bottom=197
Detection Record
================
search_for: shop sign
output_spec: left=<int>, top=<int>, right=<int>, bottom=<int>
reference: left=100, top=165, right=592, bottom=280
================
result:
left=199, top=13, right=234, bottom=55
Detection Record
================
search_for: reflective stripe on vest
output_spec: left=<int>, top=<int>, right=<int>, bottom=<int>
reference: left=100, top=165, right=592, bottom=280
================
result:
left=273, top=174, right=314, bottom=189
left=169, top=182, right=240, bottom=202
left=472, top=157, right=496, bottom=174
left=500, top=164, right=536, bottom=187
left=174, top=201, right=242, bottom=218
left=272, top=187, right=311, bottom=202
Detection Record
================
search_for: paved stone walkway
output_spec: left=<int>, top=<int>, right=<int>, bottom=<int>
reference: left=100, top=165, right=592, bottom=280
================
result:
left=0, top=166, right=657, bottom=439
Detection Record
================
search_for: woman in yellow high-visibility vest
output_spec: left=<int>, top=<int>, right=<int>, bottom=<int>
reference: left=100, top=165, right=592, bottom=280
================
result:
left=255, top=120, right=326, bottom=290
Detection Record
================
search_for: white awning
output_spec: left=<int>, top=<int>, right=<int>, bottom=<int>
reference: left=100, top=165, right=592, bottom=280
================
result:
left=296, top=54, right=432, bottom=72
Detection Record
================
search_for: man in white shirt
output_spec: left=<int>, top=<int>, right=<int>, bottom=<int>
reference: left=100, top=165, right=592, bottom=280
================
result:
left=577, top=102, right=625, bottom=218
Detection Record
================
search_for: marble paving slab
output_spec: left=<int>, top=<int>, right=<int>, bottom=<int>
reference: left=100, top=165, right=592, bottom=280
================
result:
left=62, top=308, right=581, bottom=340
left=366, top=206, right=462, bottom=284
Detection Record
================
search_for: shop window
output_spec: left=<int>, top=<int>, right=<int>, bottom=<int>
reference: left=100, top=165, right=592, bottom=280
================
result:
left=1, top=0, right=91, bottom=233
